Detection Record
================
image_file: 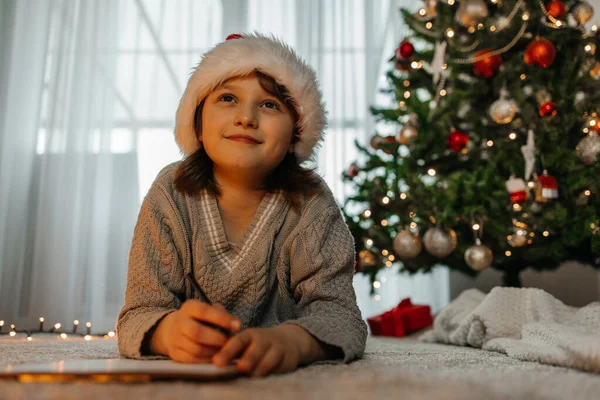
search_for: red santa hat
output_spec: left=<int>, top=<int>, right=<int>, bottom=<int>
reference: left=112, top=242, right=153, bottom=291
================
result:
left=174, top=32, right=327, bottom=164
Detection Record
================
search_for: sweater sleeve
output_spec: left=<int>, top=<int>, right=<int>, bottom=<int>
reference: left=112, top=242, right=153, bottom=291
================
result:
left=283, top=205, right=368, bottom=363
left=116, top=187, right=186, bottom=360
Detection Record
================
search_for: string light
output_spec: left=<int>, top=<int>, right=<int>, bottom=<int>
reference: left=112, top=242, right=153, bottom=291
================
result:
left=373, top=281, right=381, bottom=289
left=382, top=196, right=390, bottom=204
left=403, top=80, right=410, bottom=87
left=388, top=255, right=395, bottom=261
left=513, top=203, right=522, bottom=211
left=520, top=74, right=526, bottom=80
left=522, top=13, right=529, bottom=21
left=487, top=140, right=494, bottom=147
left=447, top=0, right=455, bottom=5
left=381, top=219, right=388, bottom=226
left=472, top=224, right=480, bottom=231
left=400, top=193, right=407, bottom=200
left=363, top=209, right=372, bottom=218
left=366, top=239, right=374, bottom=247
left=86, top=322, right=92, bottom=335
left=385, top=261, right=393, bottom=267
left=426, top=22, right=433, bottom=29
left=404, top=91, right=411, bottom=99
left=427, top=168, right=436, bottom=176
left=419, top=8, right=426, bottom=16
left=85, top=335, right=92, bottom=341
left=54, top=323, right=61, bottom=331
left=446, top=28, right=455, bottom=38
left=592, top=25, right=598, bottom=33
left=509, top=132, right=517, bottom=140
left=410, top=222, right=417, bottom=229
left=39, top=317, right=44, bottom=331
left=543, top=231, right=550, bottom=237
left=440, top=89, right=447, bottom=96
left=505, top=251, right=512, bottom=256
left=60, top=333, right=68, bottom=339
left=584, top=190, right=591, bottom=196
left=382, top=249, right=389, bottom=256
left=375, top=295, right=381, bottom=301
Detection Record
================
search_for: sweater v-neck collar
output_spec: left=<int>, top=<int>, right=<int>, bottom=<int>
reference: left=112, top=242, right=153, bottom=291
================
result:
left=198, top=188, right=285, bottom=271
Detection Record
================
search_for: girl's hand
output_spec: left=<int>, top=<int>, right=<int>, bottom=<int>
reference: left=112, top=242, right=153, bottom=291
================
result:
left=149, top=300, right=241, bottom=363
left=212, top=326, right=303, bottom=377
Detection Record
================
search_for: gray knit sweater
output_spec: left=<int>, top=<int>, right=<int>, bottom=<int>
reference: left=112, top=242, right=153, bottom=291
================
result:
left=116, top=162, right=367, bottom=363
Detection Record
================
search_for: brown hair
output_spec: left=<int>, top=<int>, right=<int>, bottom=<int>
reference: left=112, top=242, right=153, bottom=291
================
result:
left=174, top=70, right=320, bottom=205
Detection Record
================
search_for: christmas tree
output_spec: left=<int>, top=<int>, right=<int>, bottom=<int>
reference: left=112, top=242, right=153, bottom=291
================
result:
left=342, top=0, right=600, bottom=288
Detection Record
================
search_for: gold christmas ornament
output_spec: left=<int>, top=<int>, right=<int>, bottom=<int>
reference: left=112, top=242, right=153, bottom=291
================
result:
left=455, top=0, right=489, bottom=27
left=507, top=220, right=529, bottom=247
left=572, top=1, right=594, bottom=25
left=393, top=229, right=422, bottom=259
left=357, top=249, right=376, bottom=271
left=397, top=125, right=419, bottom=145
left=590, top=62, right=600, bottom=79
left=465, top=239, right=493, bottom=271
left=423, top=227, right=457, bottom=258
left=576, top=132, right=600, bottom=165
left=489, top=88, right=518, bottom=124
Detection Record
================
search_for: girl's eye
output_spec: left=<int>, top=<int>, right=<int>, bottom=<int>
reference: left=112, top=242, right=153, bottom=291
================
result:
left=262, top=100, right=280, bottom=110
left=219, top=94, right=236, bottom=102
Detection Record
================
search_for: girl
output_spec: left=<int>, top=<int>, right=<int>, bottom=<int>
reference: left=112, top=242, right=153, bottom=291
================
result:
left=116, top=33, right=367, bottom=377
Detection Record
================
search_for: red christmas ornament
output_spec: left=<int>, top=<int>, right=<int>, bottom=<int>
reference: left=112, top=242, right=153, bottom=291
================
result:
left=539, top=101, right=557, bottom=117
left=545, top=1, right=566, bottom=20
left=591, top=118, right=600, bottom=133
left=447, top=130, right=470, bottom=152
left=395, top=61, right=411, bottom=72
left=396, top=40, right=415, bottom=60
left=524, top=39, right=556, bottom=68
left=382, top=135, right=397, bottom=155
left=347, top=164, right=361, bottom=178
left=473, top=49, right=502, bottom=78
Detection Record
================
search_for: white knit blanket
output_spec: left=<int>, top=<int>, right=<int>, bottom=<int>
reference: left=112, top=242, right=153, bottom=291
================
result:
left=421, top=287, right=600, bottom=373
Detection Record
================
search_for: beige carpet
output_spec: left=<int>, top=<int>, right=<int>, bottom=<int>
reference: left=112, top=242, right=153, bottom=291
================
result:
left=1, top=334, right=600, bottom=399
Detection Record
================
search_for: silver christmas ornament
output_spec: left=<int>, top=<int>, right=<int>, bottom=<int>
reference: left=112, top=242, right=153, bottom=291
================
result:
left=423, top=227, right=457, bottom=258
left=572, top=1, right=594, bottom=25
left=393, top=229, right=422, bottom=259
left=576, top=132, right=600, bottom=165
left=397, top=125, right=419, bottom=145
left=455, top=0, right=489, bottom=27
left=490, top=88, right=518, bottom=124
left=465, top=240, right=493, bottom=271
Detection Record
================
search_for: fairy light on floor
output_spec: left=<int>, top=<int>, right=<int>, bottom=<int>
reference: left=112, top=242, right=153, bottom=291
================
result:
left=0, top=316, right=113, bottom=341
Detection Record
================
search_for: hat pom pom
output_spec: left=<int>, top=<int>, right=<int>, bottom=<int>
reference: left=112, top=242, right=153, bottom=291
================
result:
left=226, top=34, right=243, bottom=41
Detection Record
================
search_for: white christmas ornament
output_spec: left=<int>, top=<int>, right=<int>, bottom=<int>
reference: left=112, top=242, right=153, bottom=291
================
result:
left=393, top=229, right=423, bottom=259
left=465, top=239, right=493, bottom=271
left=576, top=132, right=600, bottom=165
left=423, top=227, right=457, bottom=258
left=520, top=129, right=536, bottom=180
left=424, top=41, right=449, bottom=84
left=490, top=88, right=518, bottom=124
left=455, top=0, right=489, bottom=27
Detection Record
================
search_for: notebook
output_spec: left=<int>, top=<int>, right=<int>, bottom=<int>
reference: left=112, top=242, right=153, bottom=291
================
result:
left=0, top=358, right=240, bottom=383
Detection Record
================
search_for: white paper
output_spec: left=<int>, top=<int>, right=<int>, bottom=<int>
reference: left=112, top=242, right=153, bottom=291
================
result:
left=0, top=358, right=239, bottom=379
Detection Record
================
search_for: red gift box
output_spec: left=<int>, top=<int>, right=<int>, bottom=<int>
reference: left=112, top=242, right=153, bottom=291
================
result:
left=367, top=298, right=433, bottom=337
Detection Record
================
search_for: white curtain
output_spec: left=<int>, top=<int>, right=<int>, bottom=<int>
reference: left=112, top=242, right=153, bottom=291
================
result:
left=0, top=0, right=448, bottom=333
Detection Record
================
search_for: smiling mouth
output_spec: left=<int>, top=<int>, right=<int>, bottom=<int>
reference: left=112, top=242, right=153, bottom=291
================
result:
left=226, top=135, right=261, bottom=144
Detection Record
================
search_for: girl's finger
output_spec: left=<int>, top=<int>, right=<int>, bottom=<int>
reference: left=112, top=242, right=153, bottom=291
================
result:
left=237, top=339, right=270, bottom=374
left=252, top=347, right=284, bottom=377
left=170, top=344, right=213, bottom=364
left=182, top=300, right=241, bottom=332
left=177, top=334, right=221, bottom=358
left=181, top=318, right=229, bottom=347
left=212, top=332, right=252, bottom=367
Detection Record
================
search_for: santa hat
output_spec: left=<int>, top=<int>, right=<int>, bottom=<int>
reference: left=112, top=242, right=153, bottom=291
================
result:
left=174, top=32, right=327, bottom=164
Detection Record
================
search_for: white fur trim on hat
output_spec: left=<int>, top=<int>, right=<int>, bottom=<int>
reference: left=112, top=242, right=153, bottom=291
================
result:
left=174, top=32, right=327, bottom=164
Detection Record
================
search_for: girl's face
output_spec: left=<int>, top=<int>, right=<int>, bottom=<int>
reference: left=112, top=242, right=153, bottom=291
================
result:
left=199, top=76, right=295, bottom=180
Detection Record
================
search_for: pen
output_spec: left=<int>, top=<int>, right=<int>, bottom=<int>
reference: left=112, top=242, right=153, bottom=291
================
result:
left=185, top=273, right=232, bottom=337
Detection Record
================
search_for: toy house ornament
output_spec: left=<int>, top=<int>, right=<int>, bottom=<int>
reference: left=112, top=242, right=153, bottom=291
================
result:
left=535, top=171, right=558, bottom=202
left=506, top=175, right=528, bottom=204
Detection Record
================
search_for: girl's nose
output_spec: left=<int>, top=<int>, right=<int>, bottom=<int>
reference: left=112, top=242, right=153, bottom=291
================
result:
left=234, top=106, right=258, bottom=128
